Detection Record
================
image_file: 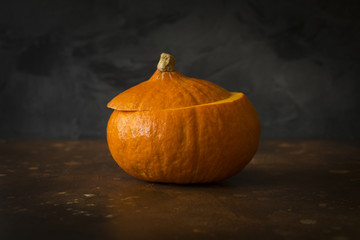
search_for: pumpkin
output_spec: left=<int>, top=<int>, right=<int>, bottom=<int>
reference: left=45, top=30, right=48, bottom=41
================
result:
left=107, top=53, right=260, bottom=184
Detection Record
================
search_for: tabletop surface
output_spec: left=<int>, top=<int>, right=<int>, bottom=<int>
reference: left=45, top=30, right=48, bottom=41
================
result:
left=0, top=140, right=359, bottom=240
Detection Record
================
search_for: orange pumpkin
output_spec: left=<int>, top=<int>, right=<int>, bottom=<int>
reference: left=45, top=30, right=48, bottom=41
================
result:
left=107, top=53, right=260, bottom=183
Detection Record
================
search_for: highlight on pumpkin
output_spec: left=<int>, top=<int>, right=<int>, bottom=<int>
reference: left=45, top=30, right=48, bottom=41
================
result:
left=106, top=53, right=261, bottom=184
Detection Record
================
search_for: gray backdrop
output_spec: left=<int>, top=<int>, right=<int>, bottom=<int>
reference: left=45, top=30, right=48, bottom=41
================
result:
left=0, top=0, right=359, bottom=139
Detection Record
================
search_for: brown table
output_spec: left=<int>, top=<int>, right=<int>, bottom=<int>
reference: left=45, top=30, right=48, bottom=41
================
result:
left=0, top=140, right=359, bottom=240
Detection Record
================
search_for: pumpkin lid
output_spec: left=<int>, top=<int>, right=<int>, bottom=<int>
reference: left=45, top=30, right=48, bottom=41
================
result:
left=107, top=53, right=231, bottom=111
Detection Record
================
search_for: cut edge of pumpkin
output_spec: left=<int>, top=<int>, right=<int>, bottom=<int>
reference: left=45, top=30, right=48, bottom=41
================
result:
left=107, top=92, right=244, bottom=112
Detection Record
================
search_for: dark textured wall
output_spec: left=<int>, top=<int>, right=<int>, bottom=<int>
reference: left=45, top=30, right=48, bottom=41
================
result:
left=0, top=0, right=359, bottom=139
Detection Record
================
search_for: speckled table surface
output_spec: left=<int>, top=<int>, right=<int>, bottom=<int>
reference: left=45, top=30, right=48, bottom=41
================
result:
left=0, top=140, right=359, bottom=240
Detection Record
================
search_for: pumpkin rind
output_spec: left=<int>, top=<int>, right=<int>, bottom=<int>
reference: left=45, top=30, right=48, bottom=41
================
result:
left=107, top=92, right=260, bottom=183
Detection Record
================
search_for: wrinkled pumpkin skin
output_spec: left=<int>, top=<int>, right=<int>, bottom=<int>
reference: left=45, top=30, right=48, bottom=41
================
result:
left=107, top=93, right=260, bottom=184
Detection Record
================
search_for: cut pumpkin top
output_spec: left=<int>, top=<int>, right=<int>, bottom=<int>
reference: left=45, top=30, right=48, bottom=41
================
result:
left=107, top=53, right=231, bottom=111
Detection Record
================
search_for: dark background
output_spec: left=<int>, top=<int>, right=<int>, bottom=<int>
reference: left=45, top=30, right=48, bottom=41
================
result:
left=0, top=0, right=359, bottom=139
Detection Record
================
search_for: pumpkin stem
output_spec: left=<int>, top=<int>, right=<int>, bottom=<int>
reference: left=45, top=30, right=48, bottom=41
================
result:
left=157, top=53, right=176, bottom=72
